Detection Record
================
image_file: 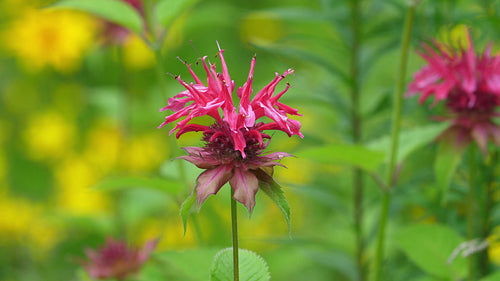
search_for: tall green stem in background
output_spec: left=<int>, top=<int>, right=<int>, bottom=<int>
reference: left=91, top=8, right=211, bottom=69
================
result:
left=231, top=189, right=240, bottom=281
left=348, top=0, right=365, bottom=280
left=371, top=5, right=416, bottom=281
left=479, top=151, right=497, bottom=277
left=467, top=145, right=477, bottom=281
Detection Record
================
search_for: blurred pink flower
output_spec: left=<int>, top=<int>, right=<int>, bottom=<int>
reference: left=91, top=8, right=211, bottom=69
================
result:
left=159, top=45, right=302, bottom=213
left=82, top=237, right=157, bottom=280
left=407, top=30, right=500, bottom=153
left=102, top=0, right=144, bottom=44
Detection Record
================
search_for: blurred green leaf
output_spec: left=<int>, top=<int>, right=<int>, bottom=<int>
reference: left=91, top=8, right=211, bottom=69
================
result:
left=210, top=248, right=270, bottom=281
left=93, top=176, right=183, bottom=195
left=180, top=191, right=196, bottom=235
left=297, top=144, right=385, bottom=172
left=396, top=224, right=467, bottom=279
left=367, top=123, right=447, bottom=163
left=154, top=248, right=219, bottom=281
left=435, top=142, right=464, bottom=204
left=155, top=0, right=199, bottom=27
left=254, top=44, right=350, bottom=84
left=257, top=169, right=291, bottom=235
left=49, top=0, right=143, bottom=34
left=479, top=271, right=500, bottom=281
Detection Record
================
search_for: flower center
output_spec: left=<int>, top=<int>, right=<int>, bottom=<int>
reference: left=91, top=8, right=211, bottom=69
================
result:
left=447, top=89, right=499, bottom=114
left=202, top=122, right=267, bottom=160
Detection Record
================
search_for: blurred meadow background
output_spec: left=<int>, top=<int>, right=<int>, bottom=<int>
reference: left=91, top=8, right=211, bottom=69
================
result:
left=2, top=0, right=500, bottom=280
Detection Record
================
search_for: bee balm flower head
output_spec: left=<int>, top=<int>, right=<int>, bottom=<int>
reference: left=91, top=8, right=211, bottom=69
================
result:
left=159, top=44, right=303, bottom=213
left=407, top=29, right=500, bottom=153
left=81, top=237, right=157, bottom=280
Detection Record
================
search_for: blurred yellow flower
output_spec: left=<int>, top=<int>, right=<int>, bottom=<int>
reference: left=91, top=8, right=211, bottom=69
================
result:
left=488, top=226, right=500, bottom=266
left=4, top=9, right=96, bottom=73
left=23, top=111, right=75, bottom=161
left=0, top=193, right=60, bottom=257
left=137, top=217, right=196, bottom=251
left=123, top=34, right=155, bottom=70
left=240, top=12, right=284, bottom=45
left=84, top=122, right=124, bottom=175
left=0, top=195, right=38, bottom=242
left=121, top=133, right=168, bottom=173
left=276, top=157, right=313, bottom=185
left=437, top=24, right=471, bottom=51
left=55, top=157, right=110, bottom=215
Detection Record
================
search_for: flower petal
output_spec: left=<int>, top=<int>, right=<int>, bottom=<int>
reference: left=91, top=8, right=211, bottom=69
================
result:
left=196, top=165, right=233, bottom=207
left=229, top=167, right=259, bottom=214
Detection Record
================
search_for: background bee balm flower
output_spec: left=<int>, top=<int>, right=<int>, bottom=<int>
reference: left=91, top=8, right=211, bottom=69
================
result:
left=407, top=29, right=500, bottom=154
left=159, top=44, right=302, bottom=213
left=81, top=238, right=158, bottom=280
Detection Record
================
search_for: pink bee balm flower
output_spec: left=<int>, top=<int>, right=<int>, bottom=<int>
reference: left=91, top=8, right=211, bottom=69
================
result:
left=407, top=30, right=500, bottom=153
left=159, top=45, right=303, bottom=213
left=81, top=237, right=157, bottom=280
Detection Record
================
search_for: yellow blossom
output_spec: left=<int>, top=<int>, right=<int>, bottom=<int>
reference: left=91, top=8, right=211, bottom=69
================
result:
left=4, top=9, right=96, bottom=73
left=0, top=195, right=40, bottom=244
left=240, top=12, right=284, bottom=45
left=55, top=156, right=110, bottom=215
left=123, top=34, right=155, bottom=70
left=84, top=122, right=124, bottom=175
left=137, top=217, right=196, bottom=251
left=121, top=133, right=168, bottom=173
left=23, top=111, right=75, bottom=161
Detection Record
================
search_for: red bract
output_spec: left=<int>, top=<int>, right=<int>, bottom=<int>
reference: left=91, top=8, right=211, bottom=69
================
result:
left=81, top=238, right=157, bottom=280
left=159, top=45, right=302, bottom=213
left=407, top=30, right=500, bottom=153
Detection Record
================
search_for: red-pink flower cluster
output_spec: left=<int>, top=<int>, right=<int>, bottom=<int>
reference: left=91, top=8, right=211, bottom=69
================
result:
left=407, top=30, right=500, bottom=153
left=159, top=45, right=302, bottom=212
left=81, top=238, right=157, bottom=280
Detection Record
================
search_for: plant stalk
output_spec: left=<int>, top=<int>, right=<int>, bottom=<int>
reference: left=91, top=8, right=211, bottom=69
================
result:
left=479, top=151, right=497, bottom=276
left=371, top=5, right=416, bottom=281
left=231, top=188, right=240, bottom=281
left=349, top=0, right=364, bottom=279
left=467, top=145, right=477, bottom=281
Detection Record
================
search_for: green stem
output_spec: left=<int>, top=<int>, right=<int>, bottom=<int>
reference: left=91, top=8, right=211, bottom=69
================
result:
left=348, top=0, right=364, bottom=280
left=479, top=151, right=497, bottom=276
left=371, top=5, right=416, bottom=281
left=231, top=189, right=239, bottom=281
left=467, top=145, right=477, bottom=281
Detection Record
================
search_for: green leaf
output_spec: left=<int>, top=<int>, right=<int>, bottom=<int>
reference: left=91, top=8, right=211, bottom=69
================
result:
left=297, top=144, right=385, bottom=172
left=255, top=169, right=291, bottom=236
left=48, top=0, right=143, bottom=34
left=153, top=248, right=219, bottom=281
left=210, top=248, right=270, bottom=281
left=93, top=176, right=183, bottom=195
left=180, top=191, right=196, bottom=235
left=155, top=0, right=199, bottom=27
left=255, top=44, right=350, bottom=84
left=479, top=271, right=500, bottom=281
left=435, top=142, right=465, bottom=204
left=396, top=224, right=467, bottom=279
left=367, top=123, right=447, bottom=163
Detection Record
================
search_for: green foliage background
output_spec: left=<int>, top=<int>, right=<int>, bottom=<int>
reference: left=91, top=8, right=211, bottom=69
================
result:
left=1, top=0, right=500, bottom=280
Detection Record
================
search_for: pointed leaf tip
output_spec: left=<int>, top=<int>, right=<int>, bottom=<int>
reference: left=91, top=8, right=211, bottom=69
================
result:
left=255, top=169, right=292, bottom=236
left=180, top=191, right=196, bottom=235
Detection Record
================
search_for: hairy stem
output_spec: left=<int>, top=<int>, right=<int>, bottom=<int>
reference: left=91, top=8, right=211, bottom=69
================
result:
left=479, top=151, right=497, bottom=276
left=371, top=5, right=416, bottom=281
left=349, top=0, right=364, bottom=280
left=231, top=189, right=240, bottom=281
left=467, top=145, right=477, bottom=281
